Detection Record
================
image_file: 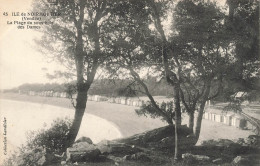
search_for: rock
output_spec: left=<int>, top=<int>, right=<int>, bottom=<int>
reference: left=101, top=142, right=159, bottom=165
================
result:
left=98, top=139, right=113, bottom=146
left=66, top=142, right=101, bottom=162
left=235, top=138, right=245, bottom=145
left=116, top=125, right=192, bottom=147
left=61, top=161, right=66, bottom=165
left=130, top=152, right=151, bottom=162
left=201, top=139, right=234, bottom=146
left=182, top=153, right=210, bottom=162
left=45, top=153, right=61, bottom=164
left=67, top=149, right=101, bottom=162
left=123, top=153, right=151, bottom=162
left=245, top=135, right=260, bottom=146
left=232, top=156, right=250, bottom=165
left=110, top=143, right=142, bottom=155
left=96, top=140, right=114, bottom=154
left=193, top=155, right=210, bottom=161
left=160, top=136, right=174, bottom=148
left=182, top=153, right=198, bottom=165
left=70, top=142, right=96, bottom=152
left=107, top=155, right=124, bottom=163
left=212, top=158, right=223, bottom=164
left=123, top=155, right=131, bottom=160
left=96, top=140, right=142, bottom=155
left=227, top=143, right=243, bottom=152
left=75, top=136, right=93, bottom=144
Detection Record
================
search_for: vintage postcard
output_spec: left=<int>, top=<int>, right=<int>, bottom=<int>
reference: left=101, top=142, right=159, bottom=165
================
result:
left=0, top=0, right=259, bottom=165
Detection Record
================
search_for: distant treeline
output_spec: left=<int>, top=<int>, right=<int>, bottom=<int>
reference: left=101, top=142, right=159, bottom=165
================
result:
left=4, top=77, right=173, bottom=97
left=4, top=77, right=260, bottom=102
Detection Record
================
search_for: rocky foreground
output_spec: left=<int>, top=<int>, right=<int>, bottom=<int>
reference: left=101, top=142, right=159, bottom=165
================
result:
left=13, top=125, right=260, bottom=166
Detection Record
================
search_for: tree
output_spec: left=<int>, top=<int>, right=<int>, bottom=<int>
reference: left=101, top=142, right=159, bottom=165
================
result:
left=146, top=0, right=185, bottom=160
left=225, top=0, right=259, bottom=93
left=33, top=0, right=115, bottom=150
left=173, top=0, right=233, bottom=140
left=104, top=0, right=179, bottom=126
left=107, top=0, right=183, bottom=160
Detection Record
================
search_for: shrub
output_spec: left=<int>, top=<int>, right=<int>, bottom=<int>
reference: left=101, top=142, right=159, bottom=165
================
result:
left=2, top=117, right=72, bottom=166
left=135, top=101, right=174, bottom=125
left=25, top=117, right=72, bottom=154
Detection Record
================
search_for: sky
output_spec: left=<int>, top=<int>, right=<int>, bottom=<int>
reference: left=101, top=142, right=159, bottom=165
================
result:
left=0, top=0, right=227, bottom=90
left=0, top=0, right=64, bottom=89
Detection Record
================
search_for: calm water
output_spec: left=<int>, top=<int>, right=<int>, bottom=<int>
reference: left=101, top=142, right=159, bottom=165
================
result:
left=0, top=99, right=122, bottom=162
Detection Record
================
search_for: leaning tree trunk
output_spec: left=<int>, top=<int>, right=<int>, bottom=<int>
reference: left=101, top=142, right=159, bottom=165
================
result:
left=173, top=83, right=182, bottom=161
left=194, top=81, right=211, bottom=141
left=64, top=0, right=87, bottom=148
left=65, top=83, right=90, bottom=150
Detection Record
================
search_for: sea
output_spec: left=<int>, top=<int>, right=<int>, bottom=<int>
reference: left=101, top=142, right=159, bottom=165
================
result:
left=0, top=99, right=122, bottom=163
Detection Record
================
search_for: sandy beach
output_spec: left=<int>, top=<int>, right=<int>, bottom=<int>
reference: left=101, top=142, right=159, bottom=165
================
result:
left=0, top=93, right=254, bottom=144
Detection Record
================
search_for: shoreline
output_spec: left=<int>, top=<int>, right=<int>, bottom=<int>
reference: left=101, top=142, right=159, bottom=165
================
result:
left=0, top=93, right=166, bottom=137
left=0, top=93, right=254, bottom=144
left=0, top=98, right=123, bottom=140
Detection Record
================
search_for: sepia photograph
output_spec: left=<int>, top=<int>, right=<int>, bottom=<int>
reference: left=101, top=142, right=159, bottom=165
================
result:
left=0, top=0, right=259, bottom=165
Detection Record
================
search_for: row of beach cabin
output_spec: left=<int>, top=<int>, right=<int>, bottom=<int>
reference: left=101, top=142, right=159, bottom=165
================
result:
left=203, top=109, right=254, bottom=130
left=27, top=91, right=69, bottom=98
left=88, top=95, right=145, bottom=107
left=25, top=91, right=146, bottom=107
left=108, top=97, right=145, bottom=107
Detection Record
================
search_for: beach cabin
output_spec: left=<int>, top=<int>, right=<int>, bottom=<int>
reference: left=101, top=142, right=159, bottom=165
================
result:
left=108, top=97, right=116, bottom=103
left=224, top=113, right=235, bottom=126
left=100, top=96, right=108, bottom=102
left=114, top=98, right=120, bottom=104
left=215, top=114, right=221, bottom=122
left=60, top=92, right=68, bottom=98
left=53, top=92, right=61, bottom=97
left=72, top=94, right=77, bottom=99
left=204, top=108, right=247, bottom=129
left=88, top=95, right=93, bottom=101
left=220, top=115, right=224, bottom=123
left=138, top=100, right=144, bottom=107
left=46, top=91, right=53, bottom=97
left=133, top=100, right=139, bottom=107
left=127, top=99, right=131, bottom=106
left=235, top=115, right=246, bottom=129
left=205, top=100, right=211, bottom=106
left=121, top=98, right=127, bottom=105
left=231, top=116, right=236, bottom=126
left=29, top=91, right=36, bottom=96
left=93, top=95, right=102, bottom=101
left=204, top=112, right=210, bottom=120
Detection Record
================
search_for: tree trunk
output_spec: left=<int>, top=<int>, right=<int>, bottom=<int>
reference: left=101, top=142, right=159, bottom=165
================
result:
left=173, top=83, right=182, bottom=161
left=188, top=112, right=194, bottom=132
left=194, top=81, right=211, bottom=141
left=65, top=83, right=90, bottom=150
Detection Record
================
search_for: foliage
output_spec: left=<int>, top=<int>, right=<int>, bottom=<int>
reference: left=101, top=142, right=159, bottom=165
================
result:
left=24, top=117, right=72, bottom=154
left=223, top=100, right=243, bottom=113
left=115, top=87, right=137, bottom=97
left=226, top=0, right=259, bottom=90
left=136, top=101, right=174, bottom=124
left=2, top=118, right=72, bottom=166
